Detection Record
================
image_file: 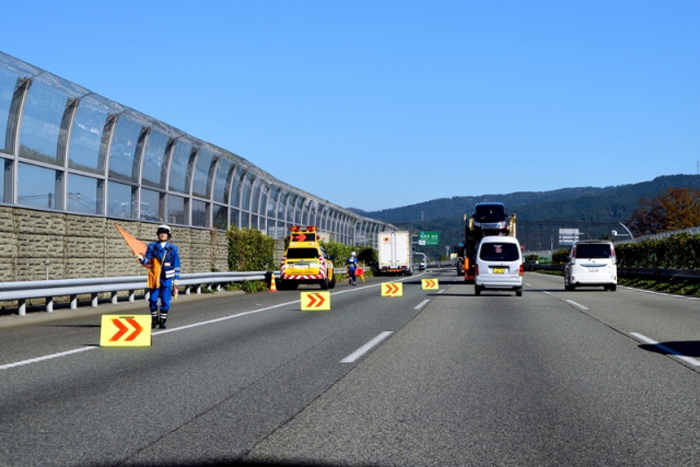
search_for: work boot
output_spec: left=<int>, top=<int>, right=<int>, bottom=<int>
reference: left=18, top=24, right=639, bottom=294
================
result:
left=159, top=318, right=167, bottom=329
left=151, top=316, right=158, bottom=329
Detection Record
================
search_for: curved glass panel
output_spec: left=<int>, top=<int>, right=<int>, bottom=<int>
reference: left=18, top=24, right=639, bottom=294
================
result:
left=68, top=173, right=100, bottom=214
left=192, top=149, right=215, bottom=198
left=141, top=129, right=168, bottom=188
left=192, top=199, right=207, bottom=227
left=169, top=140, right=192, bottom=193
left=240, top=211, right=249, bottom=228
left=278, top=191, right=288, bottom=221
left=68, top=100, right=108, bottom=174
left=107, top=181, right=136, bottom=219
left=295, top=197, right=304, bottom=224
left=0, top=68, right=17, bottom=153
left=108, top=116, right=142, bottom=181
left=301, top=201, right=311, bottom=225
left=251, top=180, right=262, bottom=214
left=286, top=194, right=297, bottom=222
left=0, top=158, right=9, bottom=202
left=18, top=163, right=59, bottom=209
left=230, top=208, right=239, bottom=228
left=267, top=186, right=280, bottom=218
left=230, top=165, right=244, bottom=207
left=240, top=172, right=254, bottom=211
left=259, top=189, right=268, bottom=221
left=213, top=158, right=232, bottom=203
left=167, top=194, right=186, bottom=225
left=19, top=81, right=67, bottom=165
left=140, top=188, right=162, bottom=222
left=213, top=204, right=227, bottom=230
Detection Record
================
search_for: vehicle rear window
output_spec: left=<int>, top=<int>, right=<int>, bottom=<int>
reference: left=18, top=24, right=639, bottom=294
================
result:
left=479, top=243, right=519, bottom=261
left=575, top=244, right=612, bottom=259
left=286, top=248, right=319, bottom=259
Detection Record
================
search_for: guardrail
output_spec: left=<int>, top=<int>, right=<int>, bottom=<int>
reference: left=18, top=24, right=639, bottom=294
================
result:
left=0, top=271, right=271, bottom=316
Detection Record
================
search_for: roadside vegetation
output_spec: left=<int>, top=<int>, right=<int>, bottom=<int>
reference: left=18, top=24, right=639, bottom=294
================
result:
left=226, top=227, right=276, bottom=293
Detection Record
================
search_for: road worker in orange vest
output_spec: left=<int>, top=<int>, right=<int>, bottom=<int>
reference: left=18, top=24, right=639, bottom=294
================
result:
left=137, top=225, right=181, bottom=329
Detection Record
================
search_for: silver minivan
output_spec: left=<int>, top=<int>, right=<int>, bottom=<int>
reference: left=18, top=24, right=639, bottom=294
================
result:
left=564, top=240, right=617, bottom=291
left=474, top=236, right=524, bottom=296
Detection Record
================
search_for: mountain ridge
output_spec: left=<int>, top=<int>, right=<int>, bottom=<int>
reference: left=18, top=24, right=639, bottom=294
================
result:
left=350, top=174, right=700, bottom=256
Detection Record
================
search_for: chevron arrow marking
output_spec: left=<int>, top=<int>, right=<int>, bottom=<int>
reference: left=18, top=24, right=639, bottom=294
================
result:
left=301, top=291, right=331, bottom=311
left=100, top=315, right=152, bottom=348
left=307, top=293, right=326, bottom=308
left=109, top=317, right=144, bottom=341
left=382, top=283, right=403, bottom=297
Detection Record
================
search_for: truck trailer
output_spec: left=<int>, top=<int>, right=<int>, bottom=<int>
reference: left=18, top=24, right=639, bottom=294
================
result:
left=460, top=202, right=516, bottom=282
left=375, top=231, right=413, bottom=276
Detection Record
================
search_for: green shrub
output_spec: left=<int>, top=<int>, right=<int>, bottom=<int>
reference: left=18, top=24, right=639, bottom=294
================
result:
left=227, top=227, right=276, bottom=272
left=616, top=233, right=700, bottom=269
left=552, top=248, right=570, bottom=265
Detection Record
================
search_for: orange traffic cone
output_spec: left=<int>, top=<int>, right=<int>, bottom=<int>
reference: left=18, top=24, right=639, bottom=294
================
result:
left=269, top=273, right=278, bottom=292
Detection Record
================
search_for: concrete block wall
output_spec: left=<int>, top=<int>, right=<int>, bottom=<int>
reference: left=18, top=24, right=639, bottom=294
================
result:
left=0, top=206, right=257, bottom=283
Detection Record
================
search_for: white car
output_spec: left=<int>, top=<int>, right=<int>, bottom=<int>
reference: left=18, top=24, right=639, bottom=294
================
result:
left=474, top=236, right=524, bottom=296
left=564, top=240, right=617, bottom=291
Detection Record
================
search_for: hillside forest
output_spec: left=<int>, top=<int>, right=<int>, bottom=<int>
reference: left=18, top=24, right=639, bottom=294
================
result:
left=351, top=174, right=700, bottom=259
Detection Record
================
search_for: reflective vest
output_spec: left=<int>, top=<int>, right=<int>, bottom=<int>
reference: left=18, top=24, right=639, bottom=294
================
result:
left=142, top=242, right=181, bottom=289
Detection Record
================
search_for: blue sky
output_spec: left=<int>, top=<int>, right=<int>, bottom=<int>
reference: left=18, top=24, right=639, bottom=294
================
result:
left=2, top=1, right=698, bottom=211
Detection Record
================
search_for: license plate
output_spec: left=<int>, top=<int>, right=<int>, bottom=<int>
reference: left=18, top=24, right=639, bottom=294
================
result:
left=588, top=268, right=599, bottom=272
left=294, top=264, right=309, bottom=269
left=493, top=268, right=505, bottom=274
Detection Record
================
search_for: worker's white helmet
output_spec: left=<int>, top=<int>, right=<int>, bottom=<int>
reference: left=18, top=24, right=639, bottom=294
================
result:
left=157, top=224, right=172, bottom=237
left=351, top=251, right=356, bottom=256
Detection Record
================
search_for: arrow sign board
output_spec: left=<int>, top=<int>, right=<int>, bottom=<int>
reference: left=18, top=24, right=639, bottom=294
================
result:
left=422, top=279, right=439, bottom=290
left=301, top=291, right=331, bottom=311
left=100, top=315, right=152, bottom=347
left=381, top=282, right=403, bottom=297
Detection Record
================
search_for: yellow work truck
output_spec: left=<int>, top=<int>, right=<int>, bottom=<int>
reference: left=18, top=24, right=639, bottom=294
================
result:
left=278, top=226, right=336, bottom=290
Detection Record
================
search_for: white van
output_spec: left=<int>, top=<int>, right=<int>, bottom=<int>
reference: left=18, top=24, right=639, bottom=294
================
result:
left=475, top=236, right=524, bottom=296
left=564, top=240, right=617, bottom=291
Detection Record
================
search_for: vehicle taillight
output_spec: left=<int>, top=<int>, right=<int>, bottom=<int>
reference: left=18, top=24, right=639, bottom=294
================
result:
left=474, top=264, right=479, bottom=276
left=519, top=264, right=524, bottom=276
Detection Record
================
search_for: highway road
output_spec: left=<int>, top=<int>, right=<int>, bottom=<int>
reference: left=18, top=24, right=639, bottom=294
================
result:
left=2, top=270, right=700, bottom=466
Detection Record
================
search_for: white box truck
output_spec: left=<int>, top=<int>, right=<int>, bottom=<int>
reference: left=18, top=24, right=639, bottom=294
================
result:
left=375, top=231, right=413, bottom=276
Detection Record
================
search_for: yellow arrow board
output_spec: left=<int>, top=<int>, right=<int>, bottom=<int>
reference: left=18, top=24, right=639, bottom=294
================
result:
left=381, top=282, right=403, bottom=297
left=100, top=315, right=152, bottom=348
left=422, top=279, right=439, bottom=290
left=301, top=291, right=331, bottom=311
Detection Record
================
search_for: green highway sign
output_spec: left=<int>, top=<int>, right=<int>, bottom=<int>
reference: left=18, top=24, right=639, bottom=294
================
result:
left=418, top=231, right=439, bottom=246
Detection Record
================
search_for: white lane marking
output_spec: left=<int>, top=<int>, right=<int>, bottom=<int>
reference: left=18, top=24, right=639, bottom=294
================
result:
left=630, top=332, right=700, bottom=367
left=414, top=299, right=430, bottom=310
left=0, top=347, right=95, bottom=370
left=341, top=331, right=393, bottom=363
left=437, top=289, right=446, bottom=294
left=566, top=299, right=588, bottom=311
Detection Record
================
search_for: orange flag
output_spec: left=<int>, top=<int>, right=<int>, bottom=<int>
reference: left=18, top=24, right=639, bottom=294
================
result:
left=115, top=223, right=147, bottom=258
